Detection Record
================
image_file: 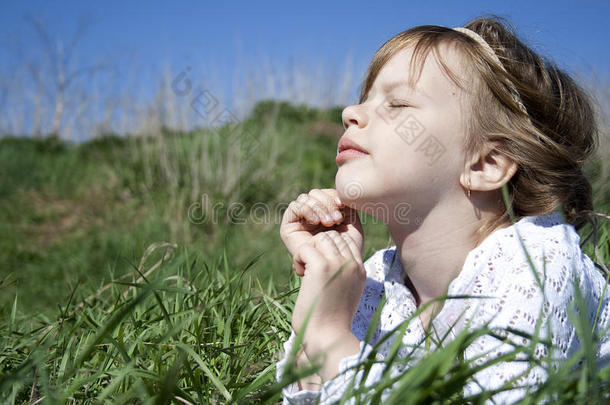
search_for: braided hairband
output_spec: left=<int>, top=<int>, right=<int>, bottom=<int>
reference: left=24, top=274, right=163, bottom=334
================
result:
left=452, top=27, right=529, bottom=116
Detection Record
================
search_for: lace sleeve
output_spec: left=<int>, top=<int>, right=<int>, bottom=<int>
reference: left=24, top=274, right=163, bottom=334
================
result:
left=275, top=331, right=385, bottom=404
left=275, top=249, right=394, bottom=404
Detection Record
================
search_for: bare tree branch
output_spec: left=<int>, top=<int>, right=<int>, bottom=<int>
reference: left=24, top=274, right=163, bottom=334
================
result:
left=14, top=13, right=111, bottom=138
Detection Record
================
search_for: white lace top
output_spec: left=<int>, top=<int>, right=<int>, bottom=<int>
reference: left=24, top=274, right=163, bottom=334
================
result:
left=275, top=213, right=610, bottom=404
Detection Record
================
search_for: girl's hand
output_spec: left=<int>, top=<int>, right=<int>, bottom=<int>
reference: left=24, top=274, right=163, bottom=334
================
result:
left=291, top=230, right=366, bottom=352
left=280, top=188, right=364, bottom=275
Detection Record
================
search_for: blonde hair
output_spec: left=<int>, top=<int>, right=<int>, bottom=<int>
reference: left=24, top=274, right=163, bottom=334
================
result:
left=358, top=16, right=598, bottom=241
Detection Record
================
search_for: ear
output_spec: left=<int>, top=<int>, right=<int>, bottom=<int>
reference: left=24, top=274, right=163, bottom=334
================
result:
left=460, top=143, right=518, bottom=193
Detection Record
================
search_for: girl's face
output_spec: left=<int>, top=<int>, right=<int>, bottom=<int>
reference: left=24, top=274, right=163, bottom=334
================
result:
left=335, top=43, right=471, bottom=224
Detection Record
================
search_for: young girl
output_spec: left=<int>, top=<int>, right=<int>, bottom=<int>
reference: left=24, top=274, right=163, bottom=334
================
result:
left=276, top=16, right=609, bottom=403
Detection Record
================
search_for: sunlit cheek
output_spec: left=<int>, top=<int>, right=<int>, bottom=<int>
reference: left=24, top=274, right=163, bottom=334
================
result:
left=373, top=107, right=409, bottom=126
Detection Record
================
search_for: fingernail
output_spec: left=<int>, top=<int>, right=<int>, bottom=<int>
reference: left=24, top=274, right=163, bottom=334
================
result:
left=324, top=214, right=332, bottom=222
left=334, top=197, right=343, bottom=206
left=311, top=214, right=319, bottom=222
left=332, top=211, right=342, bottom=220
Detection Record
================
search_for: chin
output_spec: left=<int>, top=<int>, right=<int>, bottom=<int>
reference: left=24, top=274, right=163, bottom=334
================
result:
left=335, top=172, right=371, bottom=212
left=335, top=172, right=409, bottom=225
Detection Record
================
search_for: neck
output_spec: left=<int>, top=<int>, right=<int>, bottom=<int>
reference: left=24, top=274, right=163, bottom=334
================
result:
left=386, top=192, right=495, bottom=310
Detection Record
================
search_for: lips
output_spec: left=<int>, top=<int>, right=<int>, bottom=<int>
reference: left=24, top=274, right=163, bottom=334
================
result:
left=336, top=137, right=369, bottom=164
left=337, top=137, right=368, bottom=154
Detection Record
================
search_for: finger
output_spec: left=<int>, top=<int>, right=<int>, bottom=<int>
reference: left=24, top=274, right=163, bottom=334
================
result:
left=325, top=230, right=351, bottom=259
left=299, top=192, right=339, bottom=226
left=292, top=193, right=336, bottom=226
left=293, top=238, right=317, bottom=276
left=292, top=248, right=305, bottom=277
left=292, top=261, right=301, bottom=275
left=293, top=257, right=305, bottom=277
left=282, top=193, right=320, bottom=225
left=320, top=188, right=344, bottom=208
left=294, top=193, right=323, bottom=225
left=281, top=199, right=310, bottom=226
left=312, top=232, right=343, bottom=262
left=340, top=233, right=363, bottom=265
left=309, top=189, right=344, bottom=224
left=294, top=243, right=327, bottom=277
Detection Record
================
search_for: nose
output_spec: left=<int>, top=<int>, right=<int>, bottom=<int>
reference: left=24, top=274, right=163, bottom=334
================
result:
left=342, top=104, right=368, bottom=130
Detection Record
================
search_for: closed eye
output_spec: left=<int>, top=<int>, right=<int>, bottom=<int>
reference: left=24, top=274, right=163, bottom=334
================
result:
left=389, top=99, right=410, bottom=108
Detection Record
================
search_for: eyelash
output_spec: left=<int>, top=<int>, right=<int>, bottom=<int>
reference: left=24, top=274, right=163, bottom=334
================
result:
left=388, top=99, right=410, bottom=108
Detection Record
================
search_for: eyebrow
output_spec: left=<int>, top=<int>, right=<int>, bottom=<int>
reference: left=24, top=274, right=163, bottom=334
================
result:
left=380, top=80, right=414, bottom=91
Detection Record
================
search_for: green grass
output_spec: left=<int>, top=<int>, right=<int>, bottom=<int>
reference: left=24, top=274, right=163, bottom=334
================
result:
left=1, top=222, right=608, bottom=403
left=0, top=243, right=296, bottom=403
left=0, top=101, right=390, bottom=315
left=1, top=99, right=609, bottom=403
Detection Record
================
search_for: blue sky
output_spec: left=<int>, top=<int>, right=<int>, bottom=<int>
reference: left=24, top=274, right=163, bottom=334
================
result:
left=2, top=0, right=607, bottom=70
left=0, top=0, right=608, bottom=138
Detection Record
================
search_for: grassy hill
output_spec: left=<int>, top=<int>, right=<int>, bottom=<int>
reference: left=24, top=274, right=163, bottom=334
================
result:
left=0, top=100, right=392, bottom=315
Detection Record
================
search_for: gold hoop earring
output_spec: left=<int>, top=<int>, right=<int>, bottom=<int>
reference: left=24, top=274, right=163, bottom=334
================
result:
left=467, top=178, right=471, bottom=198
